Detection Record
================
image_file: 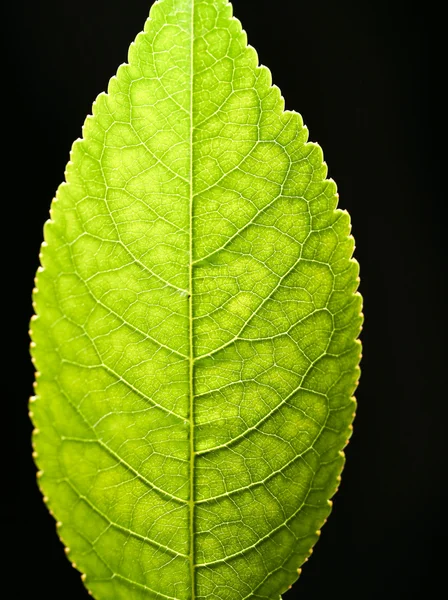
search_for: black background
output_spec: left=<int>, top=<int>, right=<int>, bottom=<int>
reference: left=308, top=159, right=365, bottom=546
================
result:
left=5, top=0, right=444, bottom=597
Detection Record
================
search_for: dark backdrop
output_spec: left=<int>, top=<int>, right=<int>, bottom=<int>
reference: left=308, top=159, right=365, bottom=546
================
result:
left=5, top=0, right=444, bottom=597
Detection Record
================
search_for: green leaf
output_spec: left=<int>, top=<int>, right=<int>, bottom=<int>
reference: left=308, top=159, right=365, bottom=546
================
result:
left=30, top=0, right=362, bottom=598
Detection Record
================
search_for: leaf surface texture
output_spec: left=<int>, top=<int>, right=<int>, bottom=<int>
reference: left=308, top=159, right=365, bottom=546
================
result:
left=31, top=1, right=362, bottom=598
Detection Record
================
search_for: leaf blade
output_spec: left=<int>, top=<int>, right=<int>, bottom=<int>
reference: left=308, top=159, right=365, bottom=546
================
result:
left=30, top=1, right=362, bottom=598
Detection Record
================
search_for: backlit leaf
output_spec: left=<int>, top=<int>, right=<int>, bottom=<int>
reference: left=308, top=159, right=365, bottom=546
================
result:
left=30, top=1, right=363, bottom=598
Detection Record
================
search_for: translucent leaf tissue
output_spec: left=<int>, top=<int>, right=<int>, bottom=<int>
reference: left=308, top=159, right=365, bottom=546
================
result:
left=30, top=1, right=363, bottom=598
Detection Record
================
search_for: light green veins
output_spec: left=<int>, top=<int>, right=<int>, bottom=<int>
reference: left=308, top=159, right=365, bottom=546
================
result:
left=30, top=0, right=363, bottom=599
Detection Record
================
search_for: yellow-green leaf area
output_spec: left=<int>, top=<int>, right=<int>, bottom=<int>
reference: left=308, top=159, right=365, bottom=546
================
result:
left=30, top=1, right=362, bottom=599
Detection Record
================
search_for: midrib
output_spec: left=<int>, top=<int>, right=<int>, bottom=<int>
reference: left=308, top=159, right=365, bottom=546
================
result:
left=188, top=0, right=196, bottom=599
